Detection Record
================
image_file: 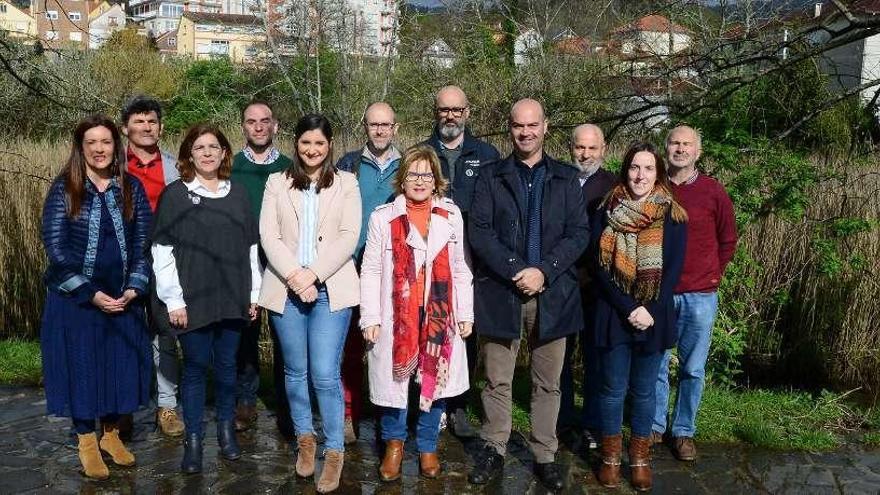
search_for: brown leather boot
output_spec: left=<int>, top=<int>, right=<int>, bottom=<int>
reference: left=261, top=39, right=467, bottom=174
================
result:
left=77, top=433, right=110, bottom=480
left=378, top=439, right=404, bottom=481
left=629, top=436, right=653, bottom=492
left=597, top=434, right=622, bottom=488
left=419, top=452, right=441, bottom=478
left=295, top=434, right=317, bottom=477
left=99, top=423, right=135, bottom=466
left=317, top=449, right=344, bottom=493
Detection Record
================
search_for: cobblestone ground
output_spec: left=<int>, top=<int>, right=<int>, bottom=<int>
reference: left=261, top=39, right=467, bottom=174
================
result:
left=2, top=386, right=879, bottom=494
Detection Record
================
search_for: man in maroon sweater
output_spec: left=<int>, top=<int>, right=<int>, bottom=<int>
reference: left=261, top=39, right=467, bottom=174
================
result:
left=652, top=126, right=738, bottom=461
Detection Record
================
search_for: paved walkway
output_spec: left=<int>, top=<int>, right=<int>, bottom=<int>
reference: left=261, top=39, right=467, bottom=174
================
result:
left=1, top=386, right=879, bottom=494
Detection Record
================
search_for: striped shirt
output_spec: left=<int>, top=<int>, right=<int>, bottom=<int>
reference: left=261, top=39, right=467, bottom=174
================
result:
left=298, top=183, right=319, bottom=267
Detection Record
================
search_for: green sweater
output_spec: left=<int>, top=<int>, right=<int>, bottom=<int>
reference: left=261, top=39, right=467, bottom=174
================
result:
left=231, top=150, right=292, bottom=219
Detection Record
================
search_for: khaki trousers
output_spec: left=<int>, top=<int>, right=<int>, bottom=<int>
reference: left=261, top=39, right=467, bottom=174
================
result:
left=479, top=298, right=567, bottom=463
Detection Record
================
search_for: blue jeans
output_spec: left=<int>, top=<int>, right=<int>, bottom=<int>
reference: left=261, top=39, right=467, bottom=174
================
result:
left=653, top=292, right=719, bottom=437
left=560, top=331, right=600, bottom=431
left=271, top=288, right=351, bottom=451
left=380, top=399, right=446, bottom=453
left=598, top=344, right=664, bottom=438
left=177, top=320, right=243, bottom=436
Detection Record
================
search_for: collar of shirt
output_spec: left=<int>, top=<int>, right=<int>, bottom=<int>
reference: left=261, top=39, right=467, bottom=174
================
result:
left=126, top=147, right=162, bottom=168
left=242, top=145, right=280, bottom=164
left=578, top=164, right=601, bottom=185
left=362, top=145, right=401, bottom=172
left=684, top=169, right=700, bottom=185
left=183, top=178, right=231, bottom=198
left=439, top=140, right=462, bottom=152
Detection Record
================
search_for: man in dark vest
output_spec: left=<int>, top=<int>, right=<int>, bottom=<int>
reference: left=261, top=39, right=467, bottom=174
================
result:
left=559, top=124, right=617, bottom=450
left=467, top=99, right=589, bottom=491
left=229, top=99, right=293, bottom=437
left=423, top=85, right=500, bottom=438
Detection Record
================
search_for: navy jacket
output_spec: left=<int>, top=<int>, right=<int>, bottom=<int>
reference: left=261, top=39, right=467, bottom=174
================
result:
left=468, top=154, right=590, bottom=341
left=589, top=209, right=687, bottom=352
left=423, top=128, right=500, bottom=215
left=42, top=174, right=152, bottom=301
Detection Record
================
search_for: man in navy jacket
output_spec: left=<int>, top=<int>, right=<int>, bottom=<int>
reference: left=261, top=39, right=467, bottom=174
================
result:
left=423, top=85, right=500, bottom=438
left=467, top=99, right=589, bottom=491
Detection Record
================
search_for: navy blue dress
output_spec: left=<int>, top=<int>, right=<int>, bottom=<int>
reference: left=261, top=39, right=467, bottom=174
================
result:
left=41, top=191, right=152, bottom=419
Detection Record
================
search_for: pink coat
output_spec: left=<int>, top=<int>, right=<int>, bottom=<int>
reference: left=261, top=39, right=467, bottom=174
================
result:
left=359, top=194, right=474, bottom=409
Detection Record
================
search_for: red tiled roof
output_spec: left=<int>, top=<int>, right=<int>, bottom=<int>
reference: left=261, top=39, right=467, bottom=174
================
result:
left=613, top=14, right=691, bottom=35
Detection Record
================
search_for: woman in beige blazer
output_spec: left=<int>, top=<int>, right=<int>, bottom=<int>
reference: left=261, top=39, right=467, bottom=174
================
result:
left=258, top=114, right=361, bottom=494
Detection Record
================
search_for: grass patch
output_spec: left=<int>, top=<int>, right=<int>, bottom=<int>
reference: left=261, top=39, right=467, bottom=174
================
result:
left=0, top=339, right=42, bottom=386
left=696, top=386, right=863, bottom=450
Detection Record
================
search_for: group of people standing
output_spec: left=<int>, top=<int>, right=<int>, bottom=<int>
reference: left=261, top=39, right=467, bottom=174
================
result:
left=39, top=86, right=736, bottom=493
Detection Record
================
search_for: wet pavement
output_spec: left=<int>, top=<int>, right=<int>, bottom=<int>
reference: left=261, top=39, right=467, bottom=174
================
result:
left=1, top=386, right=879, bottom=494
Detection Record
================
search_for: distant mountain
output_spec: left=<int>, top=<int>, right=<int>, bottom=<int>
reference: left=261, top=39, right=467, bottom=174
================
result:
left=406, top=0, right=446, bottom=12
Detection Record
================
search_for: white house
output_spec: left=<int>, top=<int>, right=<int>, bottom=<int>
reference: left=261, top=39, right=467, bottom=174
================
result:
left=514, top=28, right=542, bottom=66
left=612, top=14, right=691, bottom=57
left=808, top=1, right=880, bottom=110
left=422, top=38, right=455, bottom=68
left=88, top=1, right=125, bottom=49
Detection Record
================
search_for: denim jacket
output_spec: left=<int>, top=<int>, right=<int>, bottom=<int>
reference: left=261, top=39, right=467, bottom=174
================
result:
left=42, top=173, right=153, bottom=300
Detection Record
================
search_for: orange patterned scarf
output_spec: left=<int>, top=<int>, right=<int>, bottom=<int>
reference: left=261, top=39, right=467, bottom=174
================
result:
left=599, top=185, right=671, bottom=302
left=390, top=206, right=455, bottom=412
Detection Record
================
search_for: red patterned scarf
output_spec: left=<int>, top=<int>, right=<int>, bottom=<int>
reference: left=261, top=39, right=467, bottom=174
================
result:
left=390, top=206, right=456, bottom=412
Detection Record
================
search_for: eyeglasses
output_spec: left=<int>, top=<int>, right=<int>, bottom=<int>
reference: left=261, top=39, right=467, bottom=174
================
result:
left=192, top=144, right=222, bottom=154
left=436, top=107, right=467, bottom=117
left=366, top=122, right=395, bottom=131
left=405, top=172, right=434, bottom=183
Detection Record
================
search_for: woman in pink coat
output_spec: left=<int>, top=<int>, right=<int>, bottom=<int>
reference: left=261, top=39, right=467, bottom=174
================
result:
left=360, top=145, right=474, bottom=481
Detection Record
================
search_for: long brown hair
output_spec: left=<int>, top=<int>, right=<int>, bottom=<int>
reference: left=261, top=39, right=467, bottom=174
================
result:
left=286, top=113, right=336, bottom=191
left=608, top=141, right=688, bottom=223
left=176, top=123, right=233, bottom=182
left=61, top=115, right=131, bottom=220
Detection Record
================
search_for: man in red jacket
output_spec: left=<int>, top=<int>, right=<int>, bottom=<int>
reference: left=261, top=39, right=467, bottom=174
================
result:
left=652, top=125, right=738, bottom=461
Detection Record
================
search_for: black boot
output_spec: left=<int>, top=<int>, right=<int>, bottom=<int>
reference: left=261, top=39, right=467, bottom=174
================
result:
left=534, top=461, right=565, bottom=491
left=181, top=432, right=203, bottom=474
left=217, top=420, right=241, bottom=460
left=468, top=445, right=504, bottom=485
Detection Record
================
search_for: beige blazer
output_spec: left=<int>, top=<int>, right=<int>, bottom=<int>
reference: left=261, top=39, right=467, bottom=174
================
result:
left=258, top=170, right=362, bottom=314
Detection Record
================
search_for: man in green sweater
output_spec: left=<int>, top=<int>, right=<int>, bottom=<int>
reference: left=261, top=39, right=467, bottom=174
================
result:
left=231, top=99, right=293, bottom=436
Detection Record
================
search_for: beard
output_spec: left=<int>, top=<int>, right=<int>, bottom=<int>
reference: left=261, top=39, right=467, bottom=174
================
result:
left=438, top=121, right=465, bottom=141
left=576, top=158, right=603, bottom=175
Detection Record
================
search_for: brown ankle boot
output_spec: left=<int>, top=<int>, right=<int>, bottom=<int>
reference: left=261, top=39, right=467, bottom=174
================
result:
left=296, top=434, right=317, bottom=477
left=419, top=452, right=441, bottom=478
left=379, top=439, right=404, bottom=481
left=317, top=449, right=344, bottom=493
left=597, top=434, right=622, bottom=488
left=100, top=423, right=135, bottom=466
left=78, top=433, right=110, bottom=480
left=629, top=436, right=653, bottom=492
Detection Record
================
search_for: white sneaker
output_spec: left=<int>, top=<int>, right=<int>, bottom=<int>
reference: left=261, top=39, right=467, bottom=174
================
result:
left=439, top=411, right=448, bottom=431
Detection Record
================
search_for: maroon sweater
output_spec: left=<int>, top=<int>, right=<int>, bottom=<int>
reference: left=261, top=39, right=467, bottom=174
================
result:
left=672, top=173, right=738, bottom=293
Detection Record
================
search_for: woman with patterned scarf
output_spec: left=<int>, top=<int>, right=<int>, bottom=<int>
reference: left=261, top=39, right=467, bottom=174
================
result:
left=360, top=145, right=474, bottom=481
left=589, top=141, right=688, bottom=492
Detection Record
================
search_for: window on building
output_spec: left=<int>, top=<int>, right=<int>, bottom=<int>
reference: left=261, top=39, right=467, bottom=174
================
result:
left=45, top=30, right=58, bottom=40
left=46, top=10, right=59, bottom=20
left=168, top=37, right=176, bottom=46
left=160, top=4, right=183, bottom=18
left=69, top=12, right=82, bottom=21
left=69, top=32, right=82, bottom=41
left=108, top=16, right=118, bottom=26
left=210, top=40, right=229, bottom=55
left=0, top=4, right=7, bottom=13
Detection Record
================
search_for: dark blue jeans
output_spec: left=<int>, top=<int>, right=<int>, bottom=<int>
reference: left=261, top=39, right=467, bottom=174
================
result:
left=380, top=399, right=446, bottom=453
left=598, top=344, right=664, bottom=438
left=73, top=414, right=119, bottom=434
left=177, top=320, right=242, bottom=436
